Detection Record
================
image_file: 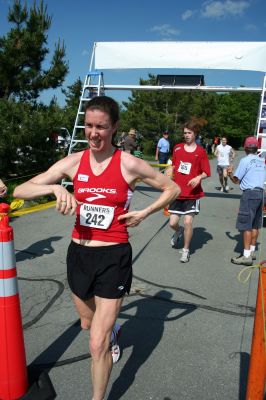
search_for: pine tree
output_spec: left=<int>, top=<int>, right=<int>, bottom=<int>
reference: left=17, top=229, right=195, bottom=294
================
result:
left=0, top=0, right=68, bottom=101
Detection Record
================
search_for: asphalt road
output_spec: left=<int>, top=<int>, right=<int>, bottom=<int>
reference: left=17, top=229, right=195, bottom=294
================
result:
left=8, top=151, right=263, bottom=400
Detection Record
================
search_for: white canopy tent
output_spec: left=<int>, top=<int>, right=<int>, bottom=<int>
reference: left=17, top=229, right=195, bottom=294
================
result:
left=93, top=41, right=266, bottom=72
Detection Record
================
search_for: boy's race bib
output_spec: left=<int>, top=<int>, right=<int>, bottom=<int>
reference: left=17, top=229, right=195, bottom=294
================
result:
left=178, top=161, right=192, bottom=175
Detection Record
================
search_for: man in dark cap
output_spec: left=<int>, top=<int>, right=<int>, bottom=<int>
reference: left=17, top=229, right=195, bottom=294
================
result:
left=228, top=136, right=265, bottom=266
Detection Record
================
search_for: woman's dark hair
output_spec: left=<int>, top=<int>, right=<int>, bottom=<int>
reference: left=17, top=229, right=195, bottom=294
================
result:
left=85, top=96, right=119, bottom=146
left=85, top=96, right=120, bottom=126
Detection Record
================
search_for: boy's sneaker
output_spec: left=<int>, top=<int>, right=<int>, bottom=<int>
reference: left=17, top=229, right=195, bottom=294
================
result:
left=180, top=249, right=190, bottom=263
left=225, top=185, right=230, bottom=191
left=231, top=255, right=253, bottom=266
left=251, top=251, right=256, bottom=260
left=171, top=226, right=184, bottom=248
left=220, top=187, right=224, bottom=192
left=110, top=323, right=121, bottom=364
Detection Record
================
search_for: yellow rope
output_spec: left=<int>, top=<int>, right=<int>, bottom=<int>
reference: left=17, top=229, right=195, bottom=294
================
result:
left=149, top=163, right=171, bottom=168
left=237, top=264, right=261, bottom=284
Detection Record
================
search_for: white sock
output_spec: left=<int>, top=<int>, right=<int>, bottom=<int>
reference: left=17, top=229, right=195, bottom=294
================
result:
left=244, top=249, right=251, bottom=258
left=250, top=245, right=256, bottom=252
left=183, top=248, right=189, bottom=253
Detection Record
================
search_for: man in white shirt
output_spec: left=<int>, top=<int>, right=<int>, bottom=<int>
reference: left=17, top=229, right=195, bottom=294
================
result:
left=214, top=137, right=235, bottom=192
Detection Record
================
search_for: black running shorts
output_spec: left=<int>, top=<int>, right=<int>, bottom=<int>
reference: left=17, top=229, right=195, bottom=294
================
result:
left=67, top=241, right=132, bottom=300
left=168, top=199, right=200, bottom=215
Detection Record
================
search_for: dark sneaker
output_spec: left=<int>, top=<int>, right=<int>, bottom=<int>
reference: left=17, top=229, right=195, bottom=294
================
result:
left=110, top=323, right=121, bottom=364
left=180, top=250, right=190, bottom=263
left=231, top=255, right=253, bottom=266
left=171, top=226, right=184, bottom=248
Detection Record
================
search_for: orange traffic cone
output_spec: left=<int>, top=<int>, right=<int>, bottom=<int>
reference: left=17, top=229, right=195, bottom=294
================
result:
left=0, top=203, right=56, bottom=399
left=0, top=203, right=28, bottom=399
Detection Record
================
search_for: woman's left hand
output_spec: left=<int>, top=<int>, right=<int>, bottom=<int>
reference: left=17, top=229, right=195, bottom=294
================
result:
left=118, top=210, right=147, bottom=227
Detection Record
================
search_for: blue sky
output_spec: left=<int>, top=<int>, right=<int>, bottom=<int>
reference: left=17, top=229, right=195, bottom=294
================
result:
left=1, top=0, right=265, bottom=106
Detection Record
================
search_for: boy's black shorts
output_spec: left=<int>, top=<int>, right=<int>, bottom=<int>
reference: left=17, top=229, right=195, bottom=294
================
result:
left=169, top=199, right=200, bottom=215
left=67, top=241, right=132, bottom=300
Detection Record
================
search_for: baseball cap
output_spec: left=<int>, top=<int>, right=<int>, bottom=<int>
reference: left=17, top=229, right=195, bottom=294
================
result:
left=244, top=136, right=259, bottom=148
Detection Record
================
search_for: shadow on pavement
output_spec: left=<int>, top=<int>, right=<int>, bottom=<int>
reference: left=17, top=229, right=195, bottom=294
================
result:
left=28, top=319, right=82, bottom=385
left=15, top=236, right=62, bottom=261
left=238, top=351, right=249, bottom=400
left=189, top=227, right=213, bottom=255
left=108, top=290, right=196, bottom=400
left=205, top=190, right=241, bottom=200
left=225, top=231, right=243, bottom=254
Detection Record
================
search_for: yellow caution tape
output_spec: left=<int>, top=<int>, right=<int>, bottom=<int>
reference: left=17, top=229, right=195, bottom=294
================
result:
left=9, top=201, right=56, bottom=217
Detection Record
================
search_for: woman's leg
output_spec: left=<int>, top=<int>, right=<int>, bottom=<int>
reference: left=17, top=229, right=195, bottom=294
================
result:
left=90, top=296, right=124, bottom=400
left=72, top=293, right=96, bottom=330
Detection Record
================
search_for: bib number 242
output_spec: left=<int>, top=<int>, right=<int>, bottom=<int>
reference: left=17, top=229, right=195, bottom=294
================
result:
left=80, top=204, right=114, bottom=230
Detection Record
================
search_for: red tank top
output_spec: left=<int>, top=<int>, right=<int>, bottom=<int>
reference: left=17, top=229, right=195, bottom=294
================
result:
left=72, top=149, right=133, bottom=243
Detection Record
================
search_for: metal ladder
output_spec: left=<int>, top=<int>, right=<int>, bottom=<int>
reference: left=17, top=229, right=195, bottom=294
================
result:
left=63, top=71, right=104, bottom=187
left=256, top=73, right=266, bottom=157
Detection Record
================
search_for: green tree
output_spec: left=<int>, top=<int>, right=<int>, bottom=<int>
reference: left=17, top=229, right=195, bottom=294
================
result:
left=0, top=0, right=68, bottom=101
left=0, top=98, right=65, bottom=177
left=215, top=92, right=260, bottom=147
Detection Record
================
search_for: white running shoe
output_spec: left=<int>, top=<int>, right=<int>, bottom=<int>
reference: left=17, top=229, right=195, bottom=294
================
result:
left=110, top=323, right=121, bottom=364
left=111, top=344, right=120, bottom=364
left=180, top=249, right=190, bottom=263
left=225, top=185, right=229, bottom=191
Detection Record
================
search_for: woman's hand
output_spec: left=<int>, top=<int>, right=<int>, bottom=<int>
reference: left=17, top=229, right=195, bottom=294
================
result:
left=0, top=180, right=7, bottom=198
left=53, top=185, right=77, bottom=215
left=118, top=210, right=148, bottom=227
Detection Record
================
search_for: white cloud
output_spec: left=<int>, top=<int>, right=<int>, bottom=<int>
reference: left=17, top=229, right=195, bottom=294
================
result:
left=182, top=9, right=195, bottom=21
left=150, top=24, right=180, bottom=38
left=244, top=23, right=258, bottom=31
left=201, top=0, right=250, bottom=18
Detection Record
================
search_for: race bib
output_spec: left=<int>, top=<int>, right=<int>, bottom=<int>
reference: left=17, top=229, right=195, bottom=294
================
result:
left=80, top=204, right=114, bottom=230
left=178, top=161, right=192, bottom=175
